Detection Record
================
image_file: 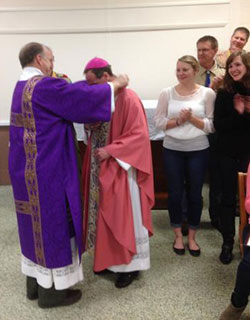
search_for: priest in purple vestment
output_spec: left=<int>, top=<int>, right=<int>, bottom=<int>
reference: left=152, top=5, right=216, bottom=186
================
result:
left=8, top=42, right=128, bottom=308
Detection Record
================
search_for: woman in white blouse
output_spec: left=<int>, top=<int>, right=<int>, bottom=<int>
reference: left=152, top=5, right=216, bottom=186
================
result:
left=154, top=55, right=216, bottom=257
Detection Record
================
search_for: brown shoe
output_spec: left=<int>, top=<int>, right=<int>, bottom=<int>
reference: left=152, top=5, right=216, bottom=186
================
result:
left=219, top=303, right=247, bottom=320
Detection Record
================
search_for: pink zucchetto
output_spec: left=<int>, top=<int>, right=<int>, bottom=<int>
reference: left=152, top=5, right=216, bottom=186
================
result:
left=84, top=57, right=109, bottom=71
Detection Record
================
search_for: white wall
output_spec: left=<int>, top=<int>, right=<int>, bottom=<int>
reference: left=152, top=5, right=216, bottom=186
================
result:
left=0, top=0, right=249, bottom=123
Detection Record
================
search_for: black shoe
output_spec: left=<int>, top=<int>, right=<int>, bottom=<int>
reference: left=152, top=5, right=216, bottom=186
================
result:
left=27, top=291, right=39, bottom=301
left=181, top=221, right=189, bottom=236
left=38, top=289, right=82, bottom=308
left=219, top=246, right=233, bottom=264
left=94, top=269, right=114, bottom=275
left=173, top=242, right=185, bottom=255
left=26, top=276, right=38, bottom=300
left=187, top=244, right=200, bottom=257
left=115, top=271, right=139, bottom=288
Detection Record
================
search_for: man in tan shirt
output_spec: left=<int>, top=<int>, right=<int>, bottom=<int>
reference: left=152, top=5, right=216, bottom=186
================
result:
left=216, top=26, right=249, bottom=68
left=195, top=35, right=225, bottom=90
left=195, top=35, right=225, bottom=232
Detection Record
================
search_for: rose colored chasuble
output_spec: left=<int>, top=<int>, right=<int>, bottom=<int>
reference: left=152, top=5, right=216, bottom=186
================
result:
left=9, top=76, right=112, bottom=269
left=83, top=88, right=154, bottom=272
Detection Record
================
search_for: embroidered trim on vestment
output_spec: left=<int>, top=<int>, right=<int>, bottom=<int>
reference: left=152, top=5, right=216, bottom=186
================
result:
left=21, top=75, right=46, bottom=267
left=86, top=122, right=110, bottom=251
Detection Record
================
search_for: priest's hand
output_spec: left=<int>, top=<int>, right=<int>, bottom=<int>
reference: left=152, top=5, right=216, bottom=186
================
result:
left=112, top=74, right=129, bottom=94
left=210, top=75, right=224, bottom=91
left=95, top=148, right=111, bottom=161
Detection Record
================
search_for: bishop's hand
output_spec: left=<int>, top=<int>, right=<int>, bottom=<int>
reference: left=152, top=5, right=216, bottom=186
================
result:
left=95, top=148, right=111, bottom=162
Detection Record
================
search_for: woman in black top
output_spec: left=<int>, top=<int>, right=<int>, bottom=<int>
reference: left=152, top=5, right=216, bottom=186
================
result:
left=214, top=51, right=250, bottom=266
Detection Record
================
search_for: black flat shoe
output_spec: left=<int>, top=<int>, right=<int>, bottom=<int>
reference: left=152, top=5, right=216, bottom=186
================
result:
left=115, top=271, right=139, bottom=288
left=173, top=242, right=185, bottom=255
left=219, top=246, right=233, bottom=264
left=187, top=244, right=200, bottom=257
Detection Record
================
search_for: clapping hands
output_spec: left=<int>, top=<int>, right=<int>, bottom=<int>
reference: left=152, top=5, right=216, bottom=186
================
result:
left=178, top=108, right=192, bottom=125
left=234, top=94, right=250, bottom=114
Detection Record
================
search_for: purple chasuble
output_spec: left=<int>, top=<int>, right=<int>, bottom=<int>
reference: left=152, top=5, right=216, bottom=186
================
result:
left=9, top=76, right=112, bottom=268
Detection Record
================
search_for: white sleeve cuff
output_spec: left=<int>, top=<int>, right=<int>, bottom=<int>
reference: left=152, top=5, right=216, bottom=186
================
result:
left=116, top=158, right=131, bottom=171
left=203, top=118, right=215, bottom=134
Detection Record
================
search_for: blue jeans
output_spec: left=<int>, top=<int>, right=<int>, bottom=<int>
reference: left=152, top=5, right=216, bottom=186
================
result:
left=163, top=147, right=209, bottom=229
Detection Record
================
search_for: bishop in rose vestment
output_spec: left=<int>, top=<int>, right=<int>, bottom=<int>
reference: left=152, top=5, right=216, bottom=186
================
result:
left=82, top=58, right=154, bottom=287
left=94, top=88, right=154, bottom=271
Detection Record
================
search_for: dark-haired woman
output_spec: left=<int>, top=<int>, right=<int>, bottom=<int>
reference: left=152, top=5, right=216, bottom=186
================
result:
left=214, top=51, right=250, bottom=267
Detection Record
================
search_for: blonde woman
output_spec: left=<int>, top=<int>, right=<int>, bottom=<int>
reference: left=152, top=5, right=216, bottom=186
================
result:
left=155, top=55, right=216, bottom=256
